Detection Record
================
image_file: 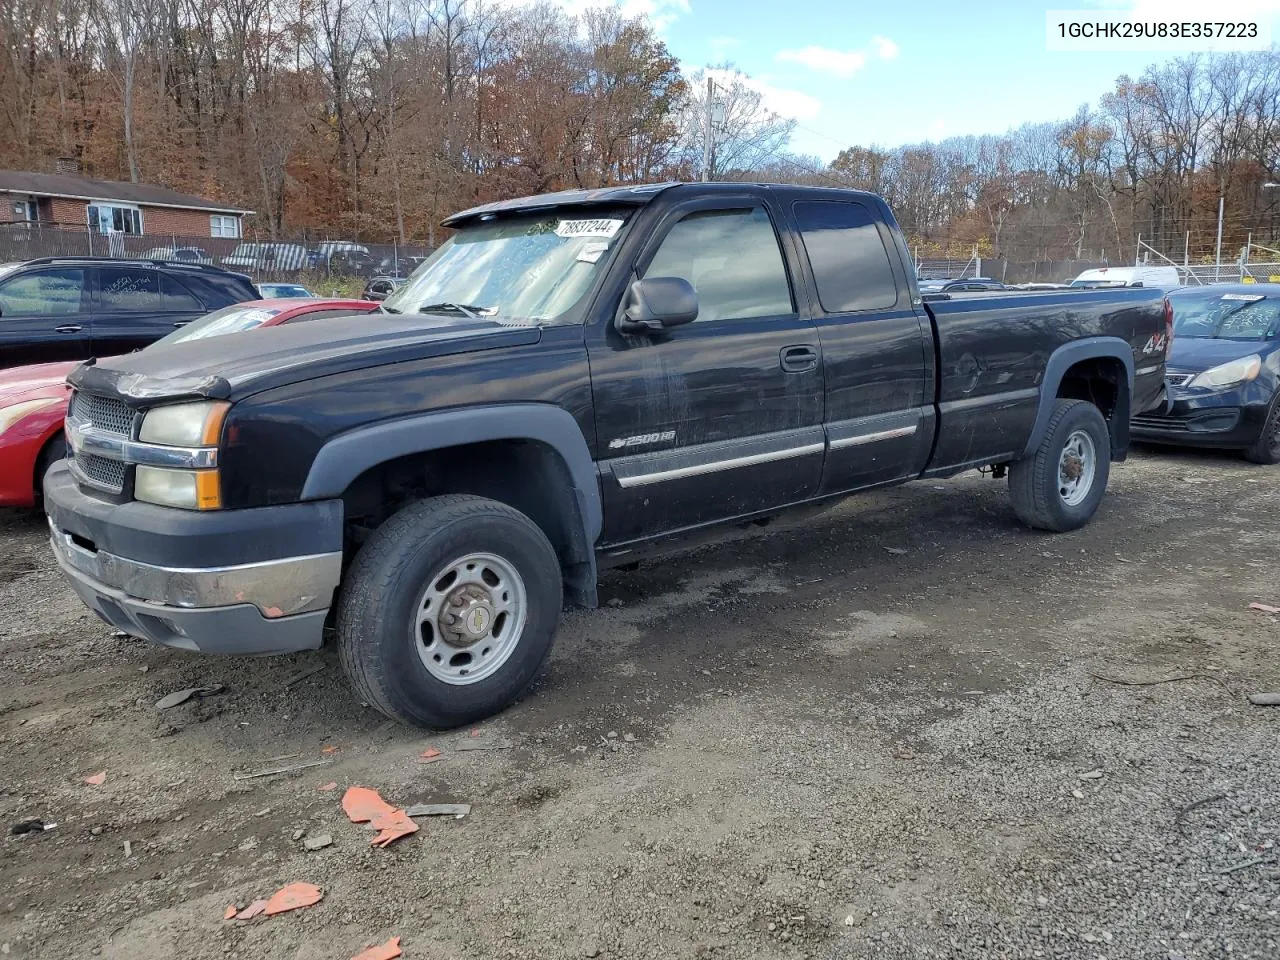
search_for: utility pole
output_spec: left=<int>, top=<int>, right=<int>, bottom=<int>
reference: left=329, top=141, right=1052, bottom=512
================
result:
left=702, top=76, right=714, bottom=182
left=1214, top=193, right=1224, bottom=280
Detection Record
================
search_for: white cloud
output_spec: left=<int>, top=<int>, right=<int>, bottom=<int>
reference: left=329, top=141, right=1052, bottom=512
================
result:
left=707, top=67, right=823, bottom=121
left=619, top=0, right=690, bottom=33
left=775, top=35, right=900, bottom=78
left=872, top=35, right=899, bottom=60
left=776, top=46, right=868, bottom=78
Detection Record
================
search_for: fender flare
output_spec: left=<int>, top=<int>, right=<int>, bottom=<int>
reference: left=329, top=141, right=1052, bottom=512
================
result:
left=301, top=404, right=602, bottom=600
left=1023, top=337, right=1134, bottom=459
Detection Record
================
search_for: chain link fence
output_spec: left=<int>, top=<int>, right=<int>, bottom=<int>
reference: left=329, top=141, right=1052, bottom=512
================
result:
left=0, top=223, right=434, bottom=291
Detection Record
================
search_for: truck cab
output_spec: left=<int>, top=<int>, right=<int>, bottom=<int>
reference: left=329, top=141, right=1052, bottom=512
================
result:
left=44, top=183, right=1170, bottom=729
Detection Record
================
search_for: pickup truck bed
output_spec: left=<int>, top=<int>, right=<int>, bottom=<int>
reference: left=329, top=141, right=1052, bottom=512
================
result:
left=45, top=181, right=1171, bottom=728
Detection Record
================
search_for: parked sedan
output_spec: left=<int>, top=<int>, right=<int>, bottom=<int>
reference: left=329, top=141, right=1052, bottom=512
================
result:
left=0, top=298, right=378, bottom=507
left=1131, top=284, right=1280, bottom=463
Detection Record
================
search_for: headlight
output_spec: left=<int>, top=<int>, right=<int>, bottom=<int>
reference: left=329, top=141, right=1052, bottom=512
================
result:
left=139, top=400, right=229, bottom=446
left=0, top=397, right=63, bottom=435
left=135, top=466, right=221, bottom=510
left=1187, top=355, right=1262, bottom=390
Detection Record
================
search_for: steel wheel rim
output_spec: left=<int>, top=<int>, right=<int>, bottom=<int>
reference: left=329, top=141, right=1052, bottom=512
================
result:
left=1057, top=429, right=1096, bottom=507
left=412, top=552, right=527, bottom=686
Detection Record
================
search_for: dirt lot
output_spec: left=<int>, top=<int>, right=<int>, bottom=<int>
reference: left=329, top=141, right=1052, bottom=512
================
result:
left=1, top=448, right=1278, bottom=960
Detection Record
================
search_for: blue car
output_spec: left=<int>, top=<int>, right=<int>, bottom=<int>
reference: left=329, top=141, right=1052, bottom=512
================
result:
left=1132, top=283, right=1280, bottom=463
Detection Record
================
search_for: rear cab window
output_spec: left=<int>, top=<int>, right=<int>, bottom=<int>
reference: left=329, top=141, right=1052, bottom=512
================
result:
left=792, top=200, right=900, bottom=313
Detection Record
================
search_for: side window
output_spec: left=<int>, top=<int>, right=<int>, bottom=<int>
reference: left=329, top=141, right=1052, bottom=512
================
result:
left=0, top=269, right=86, bottom=317
left=160, top=275, right=204, bottom=312
left=643, top=207, right=793, bottom=323
left=98, top=267, right=162, bottom=311
left=793, top=200, right=899, bottom=313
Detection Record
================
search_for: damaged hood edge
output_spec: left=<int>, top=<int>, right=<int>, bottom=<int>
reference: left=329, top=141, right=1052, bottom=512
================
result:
left=68, top=361, right=232, bottom=404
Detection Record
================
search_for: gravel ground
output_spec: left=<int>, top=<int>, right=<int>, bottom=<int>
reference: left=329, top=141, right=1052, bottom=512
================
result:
left=0, top=446, right=1277, bottom=960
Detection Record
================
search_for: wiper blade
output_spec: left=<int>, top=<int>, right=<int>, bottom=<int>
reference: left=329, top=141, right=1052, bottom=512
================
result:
left=417, top=302, right=491, bottom=319
left=380, top=305, right=401, bottom=314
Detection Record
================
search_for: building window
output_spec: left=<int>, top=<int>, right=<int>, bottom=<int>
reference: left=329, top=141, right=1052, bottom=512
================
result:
left=210, top=215, right=240, bottom=238
left=87, top=204, right=142, bottom=235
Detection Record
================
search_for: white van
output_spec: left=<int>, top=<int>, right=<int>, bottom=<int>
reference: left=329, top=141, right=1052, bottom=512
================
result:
left=1069, top=265, right=1181, bottom=289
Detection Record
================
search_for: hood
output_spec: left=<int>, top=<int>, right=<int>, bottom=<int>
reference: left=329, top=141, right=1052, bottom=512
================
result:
left=0, top=361, right=77, bottom=404
left=69, top=312, right=542, bottom=405
left=1167, top=336, right=1276, bottom=372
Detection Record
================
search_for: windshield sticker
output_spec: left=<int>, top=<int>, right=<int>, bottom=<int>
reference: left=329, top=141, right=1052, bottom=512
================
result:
left=576, top=241, right=610, bottom=264
left=1220, top=294, right=1265, bottom=301
left=555, top=218, right=623, bottom=239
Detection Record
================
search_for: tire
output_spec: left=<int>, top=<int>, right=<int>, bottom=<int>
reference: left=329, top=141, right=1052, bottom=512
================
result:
left=1243, top=399, right=1280, bottom=465
left=337, top=494, right=562, bottom=729
left=34, top=434, right=67, bottom=501
left=1009, top=399, right=1111, bottom=532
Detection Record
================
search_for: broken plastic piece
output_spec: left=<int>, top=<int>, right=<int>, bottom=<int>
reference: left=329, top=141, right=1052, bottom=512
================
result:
left=223, top=905, right=237, bottom=921
left=263, top=882, right=324, bottom=916
left=318, top=781, right=338, bottom=792
left=1249, top=602, right=1280, bottom=615
left=455, top=737, right=513, bottom=752
left=83, top=771, right=107, bottom=786
left=406, top=803, right=470, bottom=819
left=351, top=937, right=402, bottom=960
left=235, top=899, right=268, bottom=921
left=1248, top=692, right=1280, bottom=706
left=342, top=787, right=419, bottom=848
left=155, top=684, right=224, bottom=711
left=9, top=819, right=54, bottom=836
left=419, top=746, right=442, bottom=760
left=322, top=745, right=339, bottom=754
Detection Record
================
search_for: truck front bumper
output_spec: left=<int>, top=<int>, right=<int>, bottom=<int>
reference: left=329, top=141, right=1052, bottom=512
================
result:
left=44, top=462, right=343, bottom=655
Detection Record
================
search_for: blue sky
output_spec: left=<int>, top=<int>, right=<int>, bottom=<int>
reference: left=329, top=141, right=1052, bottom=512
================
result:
left=601, top=0, right=1280, bottom=160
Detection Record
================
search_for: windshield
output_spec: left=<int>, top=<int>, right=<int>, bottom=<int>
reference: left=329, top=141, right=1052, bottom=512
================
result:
left=150, top=304, right=284, bottom=347
left=1172, top=294, right=1280, bottom=340
left=380, top=210, right=632, bottom=325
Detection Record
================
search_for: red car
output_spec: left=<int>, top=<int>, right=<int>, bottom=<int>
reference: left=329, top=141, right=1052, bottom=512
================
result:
left=0, top=298, right=378, bottom=508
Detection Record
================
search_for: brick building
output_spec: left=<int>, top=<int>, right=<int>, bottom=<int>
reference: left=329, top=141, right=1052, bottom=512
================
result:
left=0, top=169, right=252, bottom=240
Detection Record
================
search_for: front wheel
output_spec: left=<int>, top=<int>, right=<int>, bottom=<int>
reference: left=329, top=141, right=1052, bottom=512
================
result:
left=1243, top=399, right=1280, bottom=465
left=1009, top=399, right=1111, bottom=532
left=337, top=495, right=563, bottom=728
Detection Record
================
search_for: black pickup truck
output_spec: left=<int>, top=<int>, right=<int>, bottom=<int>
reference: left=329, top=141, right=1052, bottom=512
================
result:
left=44, top=182, right=1170, bottom=727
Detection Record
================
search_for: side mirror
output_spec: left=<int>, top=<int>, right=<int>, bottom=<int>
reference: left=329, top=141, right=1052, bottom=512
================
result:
left=617, top=277, right=698, bottom=333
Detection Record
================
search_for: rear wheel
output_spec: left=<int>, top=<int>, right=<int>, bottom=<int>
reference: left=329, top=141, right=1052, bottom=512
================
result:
left=337, top=495, right=562, bottom=728
left=1009, top=399, right=1111, bottom=532
left=1243, top=399, right=1280, bottom=465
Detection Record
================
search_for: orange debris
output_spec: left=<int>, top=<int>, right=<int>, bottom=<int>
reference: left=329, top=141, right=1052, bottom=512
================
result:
left=351, top=936, right=403, bottom=960
left=322, top=745, right=339, bottom=754
left=418, top=747, right=443, bottom=764
left=223, top=905, right=237, bottom=921
left=83, top=771, right=107, bottom=786
left=263, top=882, right=324, bottom=916
left=341, top=786, right=419, bottom=848
left=318, top=781, right=338, bottom=791
left=235, top=899, right=268, bottom=921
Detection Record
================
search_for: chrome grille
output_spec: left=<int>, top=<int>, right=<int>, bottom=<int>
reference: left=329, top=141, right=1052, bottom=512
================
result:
left=76, top=453, right=128, bottom=489
left=69, top=391, right=135, bottom=437
left=1167, top=373, right=1195, bottom=388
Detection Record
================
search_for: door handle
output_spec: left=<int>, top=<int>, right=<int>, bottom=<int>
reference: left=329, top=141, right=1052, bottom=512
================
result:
left=173, top=320, right=191, bottom=327
left=54, top=324, right=83, bottom=334
left=780, top=344, right=819, bottom=373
